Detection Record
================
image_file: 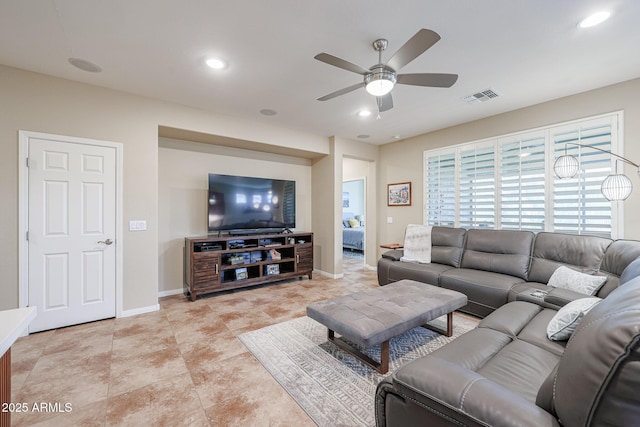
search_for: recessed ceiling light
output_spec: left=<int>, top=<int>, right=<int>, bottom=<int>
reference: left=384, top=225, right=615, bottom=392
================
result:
left=260, top=109, right=277, bottom=116
left=68, top=58, right=102, bottom=73
left=393, top=135, right=401, bottom=140
left=578, top=11, right=611, bottom=28
left=206, top=57, right=227, bottom=69
left=357, top=134, right=370, bottom=139
left=357, top=110, right=372, bottom=117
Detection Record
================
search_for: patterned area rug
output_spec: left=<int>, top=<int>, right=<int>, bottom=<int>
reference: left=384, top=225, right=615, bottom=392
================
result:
left=239, top=314, right=477, bottom=426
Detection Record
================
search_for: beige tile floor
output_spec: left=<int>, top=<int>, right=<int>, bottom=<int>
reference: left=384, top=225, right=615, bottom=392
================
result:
left=10, top=257, right=379, bottom=426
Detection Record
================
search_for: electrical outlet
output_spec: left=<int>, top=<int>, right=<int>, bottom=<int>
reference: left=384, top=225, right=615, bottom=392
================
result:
left=129, top=220, right=147, bottom=231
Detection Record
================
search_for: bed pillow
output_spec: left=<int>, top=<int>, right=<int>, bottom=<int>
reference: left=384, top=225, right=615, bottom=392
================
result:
left=400, top=224, right=432, bottom=264
left=547, top=266, right=607, bottom=296
left=342, top=220, right=350, bottom=228
left=547, top=297, right=601, bottom=341
left=348, top=219, right=360, bottom=228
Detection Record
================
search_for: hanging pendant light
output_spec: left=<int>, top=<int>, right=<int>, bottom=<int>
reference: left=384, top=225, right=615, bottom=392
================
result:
left=554, top=142, right=638, bottom=201
left=553, top=154, right=580, bottom=178
left=601, top=173, right=633, bottom=201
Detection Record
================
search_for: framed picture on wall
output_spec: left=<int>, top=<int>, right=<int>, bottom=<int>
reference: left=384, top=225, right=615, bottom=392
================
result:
left=388, top=182, right=412, bottom=206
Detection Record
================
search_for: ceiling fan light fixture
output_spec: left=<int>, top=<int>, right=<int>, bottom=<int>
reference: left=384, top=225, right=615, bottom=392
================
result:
left=578, top=11, right=611, bottom=28
left=365, top=70, right=396, bottom=97
left=206, top=57, right=227, bottom=69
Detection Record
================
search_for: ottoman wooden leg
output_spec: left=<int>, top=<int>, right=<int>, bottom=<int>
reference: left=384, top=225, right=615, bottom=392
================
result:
left=328, top=329, right=390, bottom=374
left=422, top=312, right=454, bottom=337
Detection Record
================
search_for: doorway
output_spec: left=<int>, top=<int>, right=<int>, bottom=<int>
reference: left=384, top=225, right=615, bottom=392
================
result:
left=19, top=131, right=123, bottom=333
left=342, top=178, right=365, bottom=265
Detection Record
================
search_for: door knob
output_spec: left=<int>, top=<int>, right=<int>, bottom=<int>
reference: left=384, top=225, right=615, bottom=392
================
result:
left=98, top=239, right=113, bottom=245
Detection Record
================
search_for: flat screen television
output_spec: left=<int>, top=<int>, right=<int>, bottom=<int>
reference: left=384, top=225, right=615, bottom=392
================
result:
left=208, top=174, right=296, bottom=234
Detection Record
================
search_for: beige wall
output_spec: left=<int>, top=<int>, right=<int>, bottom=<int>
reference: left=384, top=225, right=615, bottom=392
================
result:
left=0, top=65, right=328, bottom=311
left=158, top=138, right=312, bottom=294
left=377, top=78, right=640, bottom=250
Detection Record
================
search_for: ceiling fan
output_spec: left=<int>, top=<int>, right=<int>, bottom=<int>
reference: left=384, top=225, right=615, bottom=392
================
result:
left=314, top=29, right=458, bottom=112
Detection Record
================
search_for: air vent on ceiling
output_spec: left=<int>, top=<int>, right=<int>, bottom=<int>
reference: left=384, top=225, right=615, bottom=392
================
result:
left=463, top=88, right=500, bottom=104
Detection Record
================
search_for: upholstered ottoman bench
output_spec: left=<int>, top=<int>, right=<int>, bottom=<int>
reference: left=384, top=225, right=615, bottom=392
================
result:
left=306, top=280, right=467, bottom=373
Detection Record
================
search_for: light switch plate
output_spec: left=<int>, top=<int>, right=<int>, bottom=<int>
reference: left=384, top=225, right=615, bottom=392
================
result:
left=129, top=220, right=147, bottom=231
left=387, top=217, right=393, bottom=224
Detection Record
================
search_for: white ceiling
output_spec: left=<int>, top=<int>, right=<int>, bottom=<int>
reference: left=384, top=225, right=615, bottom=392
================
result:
left=1, top=0, right=639, bottom=145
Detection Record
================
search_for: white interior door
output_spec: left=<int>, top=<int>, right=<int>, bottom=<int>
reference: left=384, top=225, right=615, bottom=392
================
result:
left=27, top=136, right=117, bottom=332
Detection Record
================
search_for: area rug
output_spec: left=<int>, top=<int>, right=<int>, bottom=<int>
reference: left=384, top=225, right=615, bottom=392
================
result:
left=343, top=249, right=364, bottom=260
left=238, top=314, right=477, bottom=426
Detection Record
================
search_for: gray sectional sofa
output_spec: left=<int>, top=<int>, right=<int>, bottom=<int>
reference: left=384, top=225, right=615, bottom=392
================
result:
left=377, top=227, right=640, bottom=317
left=375, top=228, right=640, bottom=426
left=376, top=257, right=640, bottom=426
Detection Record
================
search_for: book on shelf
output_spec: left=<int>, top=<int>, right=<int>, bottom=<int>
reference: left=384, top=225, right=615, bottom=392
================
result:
left=266, top=264, right=280, bottom=275
left=235, top=267, right=248, bottom=280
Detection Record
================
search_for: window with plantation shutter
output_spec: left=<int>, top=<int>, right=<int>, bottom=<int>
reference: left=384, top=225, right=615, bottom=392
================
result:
left=500, top=134, right=546, bottom=231
left=552, top=118, right=616, bottom=238
left=423, top=112, right=623, bottom=238
left=458, top=144, right=495, bottom=229
left=425, top=151, right=456, bottom=226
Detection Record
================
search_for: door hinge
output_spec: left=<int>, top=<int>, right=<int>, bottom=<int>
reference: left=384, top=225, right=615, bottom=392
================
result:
left=26, top=231, right=29, bottom=241
left=26, top=157, right=29, bottom=167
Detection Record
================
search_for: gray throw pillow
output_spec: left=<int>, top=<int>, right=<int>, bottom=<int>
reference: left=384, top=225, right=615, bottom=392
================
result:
left=547, top=297, right=601, bottom=341
left=547, top=266, right=607, bottom=296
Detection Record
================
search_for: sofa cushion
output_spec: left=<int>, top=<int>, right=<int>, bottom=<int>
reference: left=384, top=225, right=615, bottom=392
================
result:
left=528, top=232, right=611, bottom=284
left=430, top=226, right=466, bottom=267
left=546, top=297, right=601, bottom=341
left=461, top=229, right=534, bottom=280
left=546, top=265, right=607, bottom=296
left=477, top=300, right=542, bottom=337
left=387, top=260, right=453, bottom=286
left=440, top=268, right=526, bottom=317
left=598, top=241, right=640, bottom=297
left=554, top=276, right=640, bottom=426
left=517, top=309, right=567, bottom=356
left=477, top=339, right=560, bottom=403
left=429, top=327, right=512, bottom=371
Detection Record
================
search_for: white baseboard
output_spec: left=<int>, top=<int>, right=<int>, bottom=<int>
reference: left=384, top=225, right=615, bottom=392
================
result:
left=119, top=304, right=160, bottom=318
left=158, top=288, right=184, bottom=298
left=364, top=264, right=377, bottom=271
left=315, top=269, right=344, bottom=279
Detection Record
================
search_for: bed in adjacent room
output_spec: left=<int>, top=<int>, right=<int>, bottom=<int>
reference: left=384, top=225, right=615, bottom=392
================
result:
left=342, top=212, right=364, bottom=251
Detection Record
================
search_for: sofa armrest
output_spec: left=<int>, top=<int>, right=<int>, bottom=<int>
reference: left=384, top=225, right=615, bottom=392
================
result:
left=544, top=287, right=590, bottom=307
left=381, top=249, right=404, bottom=261
left=385, top=357, right=560, bottom=427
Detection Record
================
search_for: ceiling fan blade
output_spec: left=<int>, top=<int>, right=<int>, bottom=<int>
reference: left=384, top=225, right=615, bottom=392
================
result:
left=314, top=53, right=370, bottom=75
left=386, top=29, right=441, bottom=71
left=377, top=93, right=393, bottom=112
left=397, top=73, right=459, bottom=88
left=317, top=82, right=365, bottom=101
